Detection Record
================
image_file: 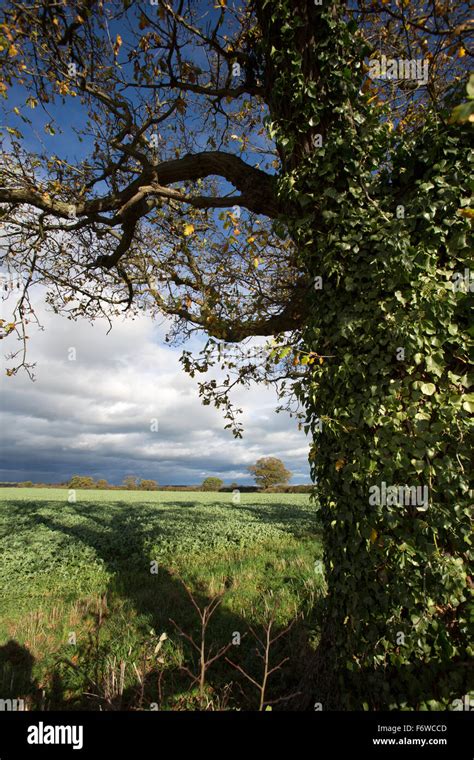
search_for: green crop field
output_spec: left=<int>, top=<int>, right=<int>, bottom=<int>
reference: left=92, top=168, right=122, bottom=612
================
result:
left=0, top=489, right=323, bottom=710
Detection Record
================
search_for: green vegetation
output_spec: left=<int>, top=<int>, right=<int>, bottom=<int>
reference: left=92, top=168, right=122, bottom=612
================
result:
left=140, top=479, right=159, bottom=491
left=122, top=476, right=139, bottom=490
left=264, top=1, right=472, bottom=710
left=0, top=489, right=322, bottom=710
left=68, top=475, right=96, bottom=489
left=248, top=457, right=292, bottom=489
left=201, top=477, right=223, bottom=491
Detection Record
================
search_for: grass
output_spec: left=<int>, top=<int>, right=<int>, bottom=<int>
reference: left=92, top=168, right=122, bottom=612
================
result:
left=0, top=489, right=324, bottom=710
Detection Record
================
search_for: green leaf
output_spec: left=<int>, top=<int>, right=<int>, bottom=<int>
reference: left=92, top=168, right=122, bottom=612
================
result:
left=420, top=383, right=436, bottom=396
left=462, top=394, right=474, bottom=412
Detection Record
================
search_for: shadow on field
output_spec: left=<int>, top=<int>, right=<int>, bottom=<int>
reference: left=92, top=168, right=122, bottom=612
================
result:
left=1, top=500, right=316, bottom=710
left=0, top=640, right=39, bottom=707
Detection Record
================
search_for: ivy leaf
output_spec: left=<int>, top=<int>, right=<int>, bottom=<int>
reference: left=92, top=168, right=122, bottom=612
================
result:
left=462, top=394, right=474, bottom=412
left=420, top=383, right=436, bottom=396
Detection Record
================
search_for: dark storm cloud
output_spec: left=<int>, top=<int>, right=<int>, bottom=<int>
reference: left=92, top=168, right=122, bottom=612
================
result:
left=0, top=296, right=310, bottom=485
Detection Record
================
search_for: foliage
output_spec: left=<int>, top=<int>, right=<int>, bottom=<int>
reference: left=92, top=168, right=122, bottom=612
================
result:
left=201, top=477, right=223, bottom=492
left=140, top=479, right=159, bottom=491
left=265, top=484, right=312, bottom=494
left=248, top=457, right=291, bottom=489
left=68, top=475, right=95, bottom=489
left=122, top=475, right=139, bottom=490
left=260, top=0, right=473, bottom=709
left=449, top=72, right=474, bottom=124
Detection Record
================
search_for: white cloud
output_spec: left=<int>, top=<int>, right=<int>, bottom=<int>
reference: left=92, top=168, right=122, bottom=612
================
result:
left=0, top=291, right=310, bottom=484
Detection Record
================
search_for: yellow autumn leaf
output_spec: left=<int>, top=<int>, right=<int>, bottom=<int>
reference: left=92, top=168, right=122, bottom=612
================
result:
left=458, top=208, right=474, bottom=220
left=370, top=528, right=378, bottom=544
left=113, top=34, right=122, bottom=57
left=183, top=223, right=194, bottom=236
left=458, top=47, right=466, bottom=58
left=253, top=257, right=260, bottom=267
left=335, top=459, right=345, bottom=471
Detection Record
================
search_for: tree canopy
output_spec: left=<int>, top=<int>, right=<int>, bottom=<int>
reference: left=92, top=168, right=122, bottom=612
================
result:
left=201, top=476, right=223, bottom=491
left=248, top=456, right=291, bottom=489
left=0, top=1, right=470, bottom=424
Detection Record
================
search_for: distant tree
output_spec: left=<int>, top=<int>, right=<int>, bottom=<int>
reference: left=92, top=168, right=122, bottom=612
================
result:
left=248, top=458, right=291, bottom=490
left=140, top=479, right=158, bottom=491
left=96, top=479, right=109, bottom=489
left=201, top=477, right=223, bottom=492
left=19, top=481, right=33, bottom=487
left=123, top=475, right=139, bottom=490
left=69, top=475, right=95, bottom=489
left=230, top=482, right=239, bottom=490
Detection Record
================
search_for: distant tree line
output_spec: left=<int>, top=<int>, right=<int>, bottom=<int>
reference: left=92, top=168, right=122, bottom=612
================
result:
left=7, top=459, right=311, bottom=492
left=67, top=475, right=160, bottom=491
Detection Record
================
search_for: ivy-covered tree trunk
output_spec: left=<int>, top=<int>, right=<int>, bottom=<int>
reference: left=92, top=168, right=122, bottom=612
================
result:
left=301, top=125, right=472, bottom=710
left=258, top=0, right=473, bottom=709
